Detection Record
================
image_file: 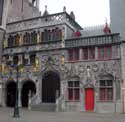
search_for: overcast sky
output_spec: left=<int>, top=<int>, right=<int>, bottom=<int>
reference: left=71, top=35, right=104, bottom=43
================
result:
left=39, top=0, right=110, bottom=27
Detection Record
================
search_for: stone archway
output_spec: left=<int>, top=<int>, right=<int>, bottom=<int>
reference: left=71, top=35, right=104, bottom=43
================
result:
left=21, top=80, right=36, bottom=107
left=6, top=81, right=16, bottom=107
left=42, top=71, right=60, bottom=103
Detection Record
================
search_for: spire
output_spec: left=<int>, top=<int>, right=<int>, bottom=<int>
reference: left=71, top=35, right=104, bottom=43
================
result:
left=63, top=6, right=66, bottom=12
left=103, top=19, right=111, bottom=34
left=70, top=11, right=75, bottom=20
left=43, top=5, right=49, bottom=16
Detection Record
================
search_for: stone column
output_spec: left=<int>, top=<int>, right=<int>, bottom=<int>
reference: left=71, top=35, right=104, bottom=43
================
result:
left=79, top=48, right=83, bottom=60
left=95, top=46, right=98, bottom=60
left=80, top=82, right=84, bottom=111
left=35, top=78, right=41, bottom=104
left=1, top=83, right=6, bottom=107
left=120, top=43, right=125, bottom=112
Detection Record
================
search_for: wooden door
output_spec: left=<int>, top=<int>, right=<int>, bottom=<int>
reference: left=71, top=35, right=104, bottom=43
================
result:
left=85, top=88, right=94, bottom=111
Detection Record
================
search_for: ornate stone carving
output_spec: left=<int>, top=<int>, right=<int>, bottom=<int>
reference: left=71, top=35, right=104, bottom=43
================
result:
left=78, top=64, right=85, bottom=74
left=92, top=64, right=99, bottom=72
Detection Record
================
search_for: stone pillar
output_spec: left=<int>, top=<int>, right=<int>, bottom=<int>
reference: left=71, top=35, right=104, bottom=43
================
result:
left=79, top=48, right=83, bottom=60
left=120, top=43, right=125, bottom=112
left=1, top=83, right=6, bottom=107
left=35, top=78, right=41, bottom=104
left=95, top=46, right=98, bottom=60
left=80, top=82, right=84, bottom=111
left=61, top=80, right=66, bottom=111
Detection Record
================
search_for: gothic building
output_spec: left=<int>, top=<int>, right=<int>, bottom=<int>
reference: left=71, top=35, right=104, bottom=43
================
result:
left=0, top=0, right=125, bottom=113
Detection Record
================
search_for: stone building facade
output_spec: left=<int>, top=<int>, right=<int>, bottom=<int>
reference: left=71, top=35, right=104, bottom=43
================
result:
left=0, top=0, right=125, bottom=113
left=0, top=9, right=123, bottom=113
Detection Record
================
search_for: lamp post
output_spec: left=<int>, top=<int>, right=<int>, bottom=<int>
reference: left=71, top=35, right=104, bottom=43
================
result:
left=13, top=66, right=20, bottom=118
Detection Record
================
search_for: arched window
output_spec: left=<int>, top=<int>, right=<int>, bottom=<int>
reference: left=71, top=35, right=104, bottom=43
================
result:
left=31, top=31, right=37, bottom=44
left=23, top=34, right=26, bottom=45
left=26, top=32, right=30, bottom=44
left=59, top=29, right=62, bottom=40
left=48, top=30, right=51, bottom=41
left=44, top=29, right=48, bottom=42
left=37, top=31, right=40, bottom=44
left=8, top=36, right=12, bottom=47
left=41, top=31, right=44, bottom=42
left=30, top=54, right=36, bottom=65
left=8, top=35, right=14, bottom=47
left=13, top=55, right=19, bottom=65
left=15, top=34, right=20, bottom=46
left=52, top=29, right=55, bottom=41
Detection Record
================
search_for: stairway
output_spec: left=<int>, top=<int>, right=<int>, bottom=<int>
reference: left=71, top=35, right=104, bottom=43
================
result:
left=31, top=103, right=56, bottom=112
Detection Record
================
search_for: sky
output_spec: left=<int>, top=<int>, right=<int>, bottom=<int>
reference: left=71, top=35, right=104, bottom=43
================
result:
left=39, top=0, right=110, bottom=27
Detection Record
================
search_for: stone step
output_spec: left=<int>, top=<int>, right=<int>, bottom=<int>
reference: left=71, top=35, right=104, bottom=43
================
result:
left=31, top=103, right=56, bottom=112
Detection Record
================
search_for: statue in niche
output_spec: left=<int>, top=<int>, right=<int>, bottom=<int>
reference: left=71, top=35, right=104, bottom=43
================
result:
left=86, top=66, right=92, bottom=84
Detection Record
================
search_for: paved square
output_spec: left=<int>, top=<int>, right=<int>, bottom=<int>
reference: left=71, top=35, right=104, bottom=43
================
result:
left=0, top=108, right=125, bottom=122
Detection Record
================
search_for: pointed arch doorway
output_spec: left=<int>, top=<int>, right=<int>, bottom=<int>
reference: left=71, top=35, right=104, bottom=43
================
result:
left=6, top=81, right=16, bottom=107
left=21, top=80, right=36, bottom=107
left=42, top=71, right=60, bottom=103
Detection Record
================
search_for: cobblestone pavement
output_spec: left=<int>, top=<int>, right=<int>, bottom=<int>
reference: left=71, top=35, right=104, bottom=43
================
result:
left=0, top=107, right=125, bottom=122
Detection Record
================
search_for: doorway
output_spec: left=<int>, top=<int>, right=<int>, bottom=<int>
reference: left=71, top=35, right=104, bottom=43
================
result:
left=21, top=81, right=36, bottom=107
left=85, top=88, right=94, bottom=111
left=42, top=71, right=60, bottom=103
left=6, top=81, right=16, bottom=107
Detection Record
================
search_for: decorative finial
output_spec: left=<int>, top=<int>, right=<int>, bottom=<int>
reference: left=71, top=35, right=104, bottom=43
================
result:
left=105, top=18, right=108, bottom=26
left=45, top=5, right=47, bottom=10
left=63, top=6, right=66, bottom=12
left=103, top=18, right=111, bottom=34
left=70, top=11, right=75, bottom=20
left=43, top=5, right=49, bottom=16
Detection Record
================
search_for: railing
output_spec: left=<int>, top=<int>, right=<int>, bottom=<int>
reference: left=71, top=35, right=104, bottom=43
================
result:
left=65, top=33, right=120, bottom=48
left=6, top=12, right=82, bottom=33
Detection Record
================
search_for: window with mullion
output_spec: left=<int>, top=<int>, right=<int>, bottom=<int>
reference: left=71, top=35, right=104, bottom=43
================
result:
left=105, top=46, right=112, bottom=59
left=74, top=48, right=79, bottom=61
left=68, top=49, right=73, bottom=61
left=83, top=48, right=88, bottom=60
left=98, top=46, right=105, bottom=59
left=99, top=80, right=113, bottom=101
left=68, top=81, right=80, bottom=101
left=30, top=54, right=36, bottom=65
left=89, top=47, right=95, bottom=60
